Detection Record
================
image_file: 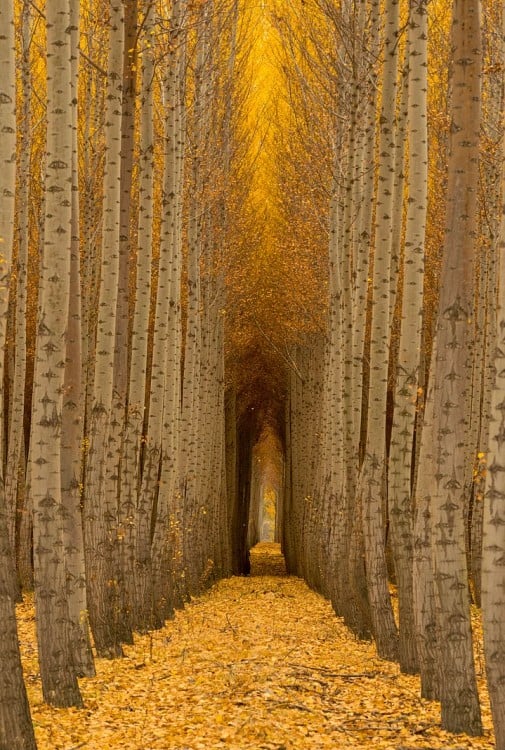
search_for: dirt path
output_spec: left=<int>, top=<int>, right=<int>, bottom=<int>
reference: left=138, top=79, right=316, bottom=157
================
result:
left=19, top=543, right=495, bottom=749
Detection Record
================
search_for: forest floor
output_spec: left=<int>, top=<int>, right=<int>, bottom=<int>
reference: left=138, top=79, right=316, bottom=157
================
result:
left=18, top=543, right=496, bottom=750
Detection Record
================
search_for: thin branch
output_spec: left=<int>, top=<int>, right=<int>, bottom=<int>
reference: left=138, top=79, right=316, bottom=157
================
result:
left=78, top=46, right=107, bottom=77
left=252, top=316, right=304, bottom=382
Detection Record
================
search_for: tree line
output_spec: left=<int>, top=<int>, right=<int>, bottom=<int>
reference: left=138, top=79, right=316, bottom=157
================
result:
left=278, top=0, right=505, bottom=744
left=1, top=0, right=255, bottom=745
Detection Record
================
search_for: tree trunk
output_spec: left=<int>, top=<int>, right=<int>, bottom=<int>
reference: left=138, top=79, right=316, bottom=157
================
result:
left=357, top=0, right=400, bottom=662
left=84, top=0, right=126, bottom=659
left=122, top=0, right=155, bottom=632
left=112, top=0, right=138, bottom=644
left=179, top=2, right=209, bottom=594
left=388, top=0, right=428, bottom=675
left=415, top=0, right=482, bottom=734
left=0, top=0, right=19, bottom=601
left=30, top=0, right=83, bottom=706
left=482, top=8, right=505, bottom=746
left=470, top=0, right=503, bottom=607
left=144, top=0, right=187, bottom=624
left=0, top=520, right=36, bottom=749
left=0, top=0, right=37, bottom=743
left=482, top=210, right=505, bottom=749
left=5, top=0, right=30, bottom=580
left=60, top=0, right=95, bottom=679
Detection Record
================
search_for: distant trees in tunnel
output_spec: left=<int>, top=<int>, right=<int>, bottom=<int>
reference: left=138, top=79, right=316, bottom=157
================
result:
left=1, top=0, right=505, bottom=747
left=248, top=426, right=284, bottom=545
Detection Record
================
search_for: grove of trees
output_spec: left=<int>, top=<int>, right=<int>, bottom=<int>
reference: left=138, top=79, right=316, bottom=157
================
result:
left=1, top=0, right=505, bottom=747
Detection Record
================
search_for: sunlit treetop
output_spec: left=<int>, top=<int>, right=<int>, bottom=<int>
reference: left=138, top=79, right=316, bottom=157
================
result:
left=225, top=0, right=329, bottom=430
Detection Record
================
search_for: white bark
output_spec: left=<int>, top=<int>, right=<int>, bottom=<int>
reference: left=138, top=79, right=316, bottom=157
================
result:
left=122, top=0, right=155, bottom=630
left=415, top=0, right=482, bottom=733
left=482, top=9, right=505, bottom=746
left=141, top=0, right=187, bottom=623
left=388, top=0, right=428, bottom=676
left=5, top=0, right=30, bottom=567
left=84, top=0, right=125, bottom=659
left=357, top=0, right=400, bottom=662
left=30, top=0, right=83, bottom=706
left=0, top=0, right=36, bottom=742
left=0, top=0, right=18, bottom=560
left=61, top=0, right=95, bottom=678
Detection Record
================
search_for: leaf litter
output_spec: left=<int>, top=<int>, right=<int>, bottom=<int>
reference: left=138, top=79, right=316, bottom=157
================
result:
left=17, top=543, right=495, bottom=749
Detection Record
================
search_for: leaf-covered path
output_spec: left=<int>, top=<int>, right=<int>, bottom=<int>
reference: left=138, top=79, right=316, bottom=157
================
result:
left=19, top=544, right=495, bottom=750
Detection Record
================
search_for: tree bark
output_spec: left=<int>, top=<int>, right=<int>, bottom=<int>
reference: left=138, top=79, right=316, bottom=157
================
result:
left=415, top=0, right=482, bottom=734
left=30, top=0, right=83, bottom=706
left=356, top=0, right=401, bottom=662
left=84, top=0, right=126, bottom=659
left=482, top=8, right=505, bottom=746
left=125, top=0, right=189, bottom=625
left=122, top=0, right=155, bottom=632
left=388, top=0, right=428, bottom=675
left=0, top=0, right=37, bottom=743
left=5, top=0, right=31, bottom=583
left=0, top=524, right=36, bottom=749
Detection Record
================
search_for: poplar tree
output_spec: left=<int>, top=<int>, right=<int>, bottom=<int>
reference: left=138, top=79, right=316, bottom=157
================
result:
left=415, top=0, right=483, bottom=733
left=84, top=0, right=126, bottom=658
left=388, top=0, right=428, bottom=675
left=138, top=0, right=187, bottom=626
left=30, top=0, right=83, bottom=706
left=356, top=0, right=400, bottom=661
left=0, top=0, right=36, bottom=743
left=5, top=0, right=31, bottom=576
left=122, top=0, right=155, bottom=631
left=482, top=9, right=505, bottom=746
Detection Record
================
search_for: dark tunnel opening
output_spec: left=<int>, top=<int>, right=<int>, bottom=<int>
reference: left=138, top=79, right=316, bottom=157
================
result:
left=226, top=372, right=287, bottom=576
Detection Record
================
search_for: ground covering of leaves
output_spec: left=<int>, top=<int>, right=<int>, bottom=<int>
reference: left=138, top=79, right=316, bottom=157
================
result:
left=18, top=543, right=496, bottom=750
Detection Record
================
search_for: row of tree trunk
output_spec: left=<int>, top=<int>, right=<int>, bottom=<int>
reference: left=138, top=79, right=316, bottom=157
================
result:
left=0, top=0, right=252, bottom=745
left=2, top=0, right=505, bottom=746
left=281, top=0, right=505, bottom=745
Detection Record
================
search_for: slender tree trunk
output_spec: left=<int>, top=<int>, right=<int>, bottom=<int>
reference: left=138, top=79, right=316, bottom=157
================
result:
left=115, top=0, right=137, bottom=393
left=482, top=10, right=505, bottom=747
left=6, top=1, right=31, bottom=581
left=483, top=205, right=505, bottom=750
left=327, top=151, right=368, bottom=633
left=0, top=519, right=36, bottom=749
left=344, top=0, right=379, bottom=643
left=339, top=38, right=366, bottom=631
left=471, top=239, right=498, bottom=606
left=123, top=0, right=155, bottom=631
left=226, top=389, right=238, bottom=558
left=388, top=0, right=428, bottom=675
left=0, top=0, right=19, bottom=598
left=180, top=3, right=209, bottom=594
left=84, top=0, right=126, bottom=659
left=112, top=0, right=138, bottom=643
left=153, top=0, right=187, bottom=613
left=60, top=0, right=95, bottom=678
left=139, top=0, right=187, bottom=624
left=0, top=0, right=37, bottom=743
left=415, top=0, right=482, bottom=734
left=30, top=0, right=83, bottom=707
left=356, top=0, right=400, bottom=662
left=80, top=18, right=106, bottom=428
left=470, top=0, right=503, bottom=607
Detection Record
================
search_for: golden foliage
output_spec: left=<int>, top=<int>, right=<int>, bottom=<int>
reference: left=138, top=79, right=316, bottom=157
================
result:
left=18, top=545, right=495, bottom=749
left=225, top=0, right=328, bottom=423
